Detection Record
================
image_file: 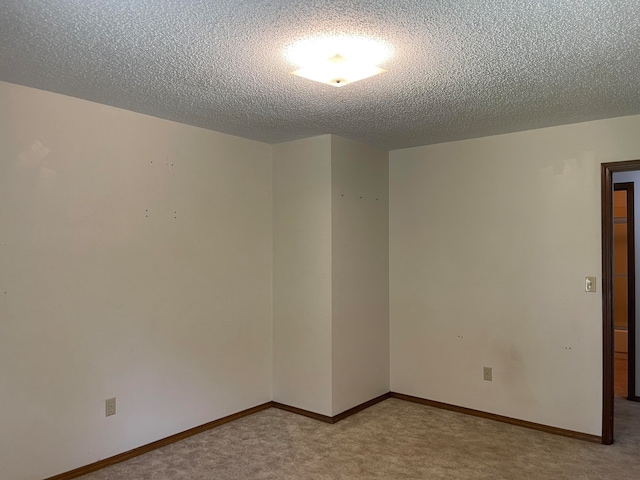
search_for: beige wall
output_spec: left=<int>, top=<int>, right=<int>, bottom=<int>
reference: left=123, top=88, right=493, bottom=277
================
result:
left=331, top=136, right=389, bottom=415
left=6, top=75, right=640, bottom=478
left=390, top=114, right=640, bottom=436
left=273, top=135, right=390, bottom=416
left=0, top=81, right=273, bottom=480
left=272, top=135, right=333, bottom=415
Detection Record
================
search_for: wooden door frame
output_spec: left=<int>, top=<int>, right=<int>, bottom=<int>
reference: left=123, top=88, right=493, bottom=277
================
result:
left=613, top=182, right=637, bottom=403
left=602, top=160, right=640, bottom=445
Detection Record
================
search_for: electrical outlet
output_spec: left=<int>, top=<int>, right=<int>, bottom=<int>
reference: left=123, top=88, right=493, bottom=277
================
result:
left=483, top=367, right=492, bottom=381
left=105, top=397, right=116, bottom=417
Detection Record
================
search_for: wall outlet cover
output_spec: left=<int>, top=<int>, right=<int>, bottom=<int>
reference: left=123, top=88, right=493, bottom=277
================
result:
left=105, top=397, right=116, bottom=417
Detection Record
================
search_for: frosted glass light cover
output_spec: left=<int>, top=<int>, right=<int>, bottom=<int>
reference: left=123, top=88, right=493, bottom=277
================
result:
left=291, top=54, right=386, bottom=87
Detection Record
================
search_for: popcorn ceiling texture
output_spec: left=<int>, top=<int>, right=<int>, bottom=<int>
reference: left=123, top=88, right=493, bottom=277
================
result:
left=1, top=0, right=639, bottom=150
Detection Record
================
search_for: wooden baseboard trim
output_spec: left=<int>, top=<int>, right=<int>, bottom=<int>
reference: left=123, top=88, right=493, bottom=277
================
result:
left=43, top=402, right=273, bottom=480
left=43, top=391, right=605, bottom=479
left=44, top=394, right=391, bottom=480
left=272, top=392, right=391, bottom=424
left=390, top=392, right=602, bottom=444
left=271, top=402, right=334, bottom=423
left=332, top=392, right=392, bottom=423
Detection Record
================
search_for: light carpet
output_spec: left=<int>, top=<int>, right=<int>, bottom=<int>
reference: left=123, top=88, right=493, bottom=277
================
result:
left=79, top=398, right=640, bottom=479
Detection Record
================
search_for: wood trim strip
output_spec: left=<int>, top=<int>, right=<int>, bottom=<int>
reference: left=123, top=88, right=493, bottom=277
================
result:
left=44, top=394, right=391, bottom=480
left=272, top=393, right=391, bottom=424
left=602, top=162, right=615, bottom=445
left=43, top=402, right=273, bottom=480
left=627, top=182, right=637, bottom=403
left=43, top=390, right=611, bottom=480
left=271, top=402, right=334, bottom=423
left=331, top=392, right=392, bottom=423
left=390, top=392, right=602, bottom=444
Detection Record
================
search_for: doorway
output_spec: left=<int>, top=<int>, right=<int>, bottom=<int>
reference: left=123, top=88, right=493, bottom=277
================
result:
left=601, top=161, right=640, bottom=445
left=613, top=183, right=635, bottom=400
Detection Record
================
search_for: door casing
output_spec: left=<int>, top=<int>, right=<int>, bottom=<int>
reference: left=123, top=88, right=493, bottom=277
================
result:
left=602, top=160, right=640, bottom=445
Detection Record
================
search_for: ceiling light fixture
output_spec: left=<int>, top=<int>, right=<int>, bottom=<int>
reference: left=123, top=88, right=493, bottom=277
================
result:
left=292, top=53, right=386, bottom=87
left=287, top=36, right=391, bottom=87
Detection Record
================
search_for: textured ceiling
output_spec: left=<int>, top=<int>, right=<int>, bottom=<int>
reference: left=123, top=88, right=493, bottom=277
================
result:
left=1, top=1, right=640, bottom=150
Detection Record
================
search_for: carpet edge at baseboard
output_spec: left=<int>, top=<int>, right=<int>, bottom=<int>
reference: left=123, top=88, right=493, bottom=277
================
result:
left=42, top=391, right=602, bottom=479
left=390, top=392, right=602, bottom=444
left=272, top=392, right=392, bottom=424
left=41, top=393, right=390, bottom=480
left=42, top=402, right=273, bottom=480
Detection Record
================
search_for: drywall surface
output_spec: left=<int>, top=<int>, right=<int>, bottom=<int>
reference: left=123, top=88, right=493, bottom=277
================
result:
left=613, top=169, right=640, bottom=398
left=0, top=81, right=273, bottom=480
left=390, top=114, right=640, bottom=436
left=331, top=136, right=390, bottom=415
left=273, top=135, right=390, bottom=416
left=272, top=136, right=333, bottom=416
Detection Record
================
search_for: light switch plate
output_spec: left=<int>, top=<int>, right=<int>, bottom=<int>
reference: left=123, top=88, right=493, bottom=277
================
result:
left=585, top=276, right=596, bottom=292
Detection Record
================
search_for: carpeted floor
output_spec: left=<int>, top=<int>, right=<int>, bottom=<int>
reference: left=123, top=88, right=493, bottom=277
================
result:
left=79, top=398, right=640, bottom=479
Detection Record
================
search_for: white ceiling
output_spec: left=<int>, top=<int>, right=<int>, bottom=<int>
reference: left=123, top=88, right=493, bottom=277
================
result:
left=1, top=1, right=639, bottom=150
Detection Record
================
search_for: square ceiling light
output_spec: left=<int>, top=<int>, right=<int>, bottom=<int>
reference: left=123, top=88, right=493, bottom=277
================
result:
left=287, top=36, right=391, bottom=87
left=291, top=53, right=386, bottom=87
